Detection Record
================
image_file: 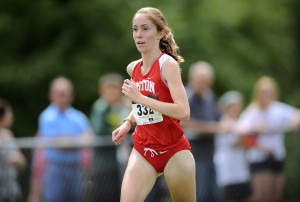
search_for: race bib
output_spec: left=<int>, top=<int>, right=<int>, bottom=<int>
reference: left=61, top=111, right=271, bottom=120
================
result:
left=132, top=103, right=163, bottom=125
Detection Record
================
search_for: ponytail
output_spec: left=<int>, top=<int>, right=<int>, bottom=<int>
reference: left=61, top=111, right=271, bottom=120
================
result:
left=159, top=27, right=184, bottom=64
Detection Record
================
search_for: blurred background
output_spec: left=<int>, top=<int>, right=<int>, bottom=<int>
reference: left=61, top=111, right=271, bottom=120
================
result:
left=0, top=0, right=299, bottom=201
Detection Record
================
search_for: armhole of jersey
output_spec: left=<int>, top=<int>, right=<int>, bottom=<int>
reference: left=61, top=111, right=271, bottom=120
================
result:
left=131, top=59, right=142, bottom=78
left=159, top=54, right=177, bottom=87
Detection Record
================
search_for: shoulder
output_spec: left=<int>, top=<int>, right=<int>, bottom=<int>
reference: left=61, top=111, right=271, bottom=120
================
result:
left=0, top=128, right=14, bottom=140
left=127, top=59, right=142, bottom=77
left=162, top=58, right=179, bottom=70
left=160, top=55, right=180, bottom=80
left=273, top=101, right=292, bottom=108
left=272, top=101, right=295, bottom=113
left=68, top=108, right=90, bottom=127
left=203, top=89, right=216, bottom=102
left=239, top=105, right=257, bottom=119
left=39, top=105, right=55, bottom=121
left=69, top=107, right=87, bottom=118
left=160, top=54, right=179, bottom=69
left=92, top=98, right=107, bottom=111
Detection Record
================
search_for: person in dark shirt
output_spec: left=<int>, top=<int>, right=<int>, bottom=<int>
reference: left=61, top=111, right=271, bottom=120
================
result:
left=184, top=61, right=230, bottom=202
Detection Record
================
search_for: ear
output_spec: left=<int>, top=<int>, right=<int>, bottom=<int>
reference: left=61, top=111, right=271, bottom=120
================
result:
left=158, top=30, right=165, bottom=40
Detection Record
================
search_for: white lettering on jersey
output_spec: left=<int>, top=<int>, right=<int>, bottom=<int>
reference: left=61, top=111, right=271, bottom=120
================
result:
left=136, top=80, right=155, bottom=94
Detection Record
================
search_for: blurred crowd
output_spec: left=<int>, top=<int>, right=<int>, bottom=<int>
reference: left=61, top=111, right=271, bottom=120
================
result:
left=0, top=60, right=299, bottom=202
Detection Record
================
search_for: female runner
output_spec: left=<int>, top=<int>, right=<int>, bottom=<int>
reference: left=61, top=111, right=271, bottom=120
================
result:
left=112, top=7, right=196, bottom=202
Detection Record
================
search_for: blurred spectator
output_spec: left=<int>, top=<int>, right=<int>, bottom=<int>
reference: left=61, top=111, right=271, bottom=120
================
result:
left=38, top=76, right=93, bottom=202
left=183, top=61, right=222, bottom=202
left=28, top=136, right=92, bottom=202
left=236, top=76, right=300, bottom=202
left=214, top=91, right=252, bottom=202
left=88, top=73, right=131, bottom=202
left=0, top=98, right=26, bottom=202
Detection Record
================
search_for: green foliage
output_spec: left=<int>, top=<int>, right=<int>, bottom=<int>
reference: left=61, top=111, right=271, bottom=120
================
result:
left=284, top=132, right=300, bottom=201
left=0, top=0, right=299, bottom=200
left=0, top=0, right=298, bottom=132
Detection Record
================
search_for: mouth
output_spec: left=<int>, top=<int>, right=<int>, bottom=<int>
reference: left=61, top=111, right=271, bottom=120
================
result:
left=137, top=41, right=145, bottom=45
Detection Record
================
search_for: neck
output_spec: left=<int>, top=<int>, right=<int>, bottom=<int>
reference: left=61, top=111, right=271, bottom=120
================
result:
left=53, top=103, right=69, bottom=112
left=141, top=49, right=162, bottom=69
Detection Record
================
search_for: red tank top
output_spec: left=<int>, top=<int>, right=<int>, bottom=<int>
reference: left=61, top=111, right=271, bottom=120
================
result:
left=131, top=53, right=184, bottom=148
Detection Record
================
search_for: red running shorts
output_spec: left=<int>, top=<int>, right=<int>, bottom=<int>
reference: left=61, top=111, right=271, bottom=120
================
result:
left=133, top=136, right=191, bottom=173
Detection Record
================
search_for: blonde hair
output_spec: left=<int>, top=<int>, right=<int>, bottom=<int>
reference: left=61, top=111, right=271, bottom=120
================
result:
left=134, top=7, right=184, bottom=64
left=251, top=76, right=279, bottom=104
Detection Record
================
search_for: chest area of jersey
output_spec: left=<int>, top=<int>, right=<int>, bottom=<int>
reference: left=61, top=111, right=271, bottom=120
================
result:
left=132, top=75, right=164, bottom=125
left=133, top=68, right=162, bottom=96
left=135, top=78, right=157, bottom=96
left=132, top=66, right=164, bottom=125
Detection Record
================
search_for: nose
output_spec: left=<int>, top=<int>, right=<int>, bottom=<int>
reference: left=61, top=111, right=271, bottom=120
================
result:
left=136, top=29, right=142, bottom=38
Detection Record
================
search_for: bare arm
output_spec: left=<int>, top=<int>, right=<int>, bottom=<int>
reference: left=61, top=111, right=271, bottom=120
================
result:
left=110, top=62, right=138, bottom=145
left=182, top=117, right=235, bottom=136
left=2, top=130, right=26, bottom=170
left=182, top=120, right=221, bottom=135
left=41, top=129, right=95, bottom=150
left=112, top=111, right=134, bottom=145
left=123, top=59, right=190, bottom=121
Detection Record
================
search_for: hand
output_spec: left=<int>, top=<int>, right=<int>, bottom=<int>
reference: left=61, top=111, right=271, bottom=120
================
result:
left=219, top=119, right=236, bottom=133
left=6, top=152, right=26, bottom=169
left=122, top=79, right=141, bottom=103
left=112, top=122, right=131, bottom=145
left=181, top=120, right=199, bottom=130
left=252, top=122, right=266, bottom=134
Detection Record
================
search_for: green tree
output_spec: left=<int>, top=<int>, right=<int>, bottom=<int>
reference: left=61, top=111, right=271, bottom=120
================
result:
left=0, top=0, right=299, bottom=199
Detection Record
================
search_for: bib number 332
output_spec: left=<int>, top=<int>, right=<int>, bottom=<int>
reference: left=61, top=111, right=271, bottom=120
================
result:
left=132, top=103, right=163, bottom=125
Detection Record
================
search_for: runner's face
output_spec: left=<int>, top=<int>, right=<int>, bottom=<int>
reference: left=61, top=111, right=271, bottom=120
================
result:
left=132, top=14, right=161, bottom=53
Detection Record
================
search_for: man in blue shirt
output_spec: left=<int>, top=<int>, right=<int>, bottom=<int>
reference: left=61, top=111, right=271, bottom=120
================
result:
left=39, top=76, right=93, bottom=202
